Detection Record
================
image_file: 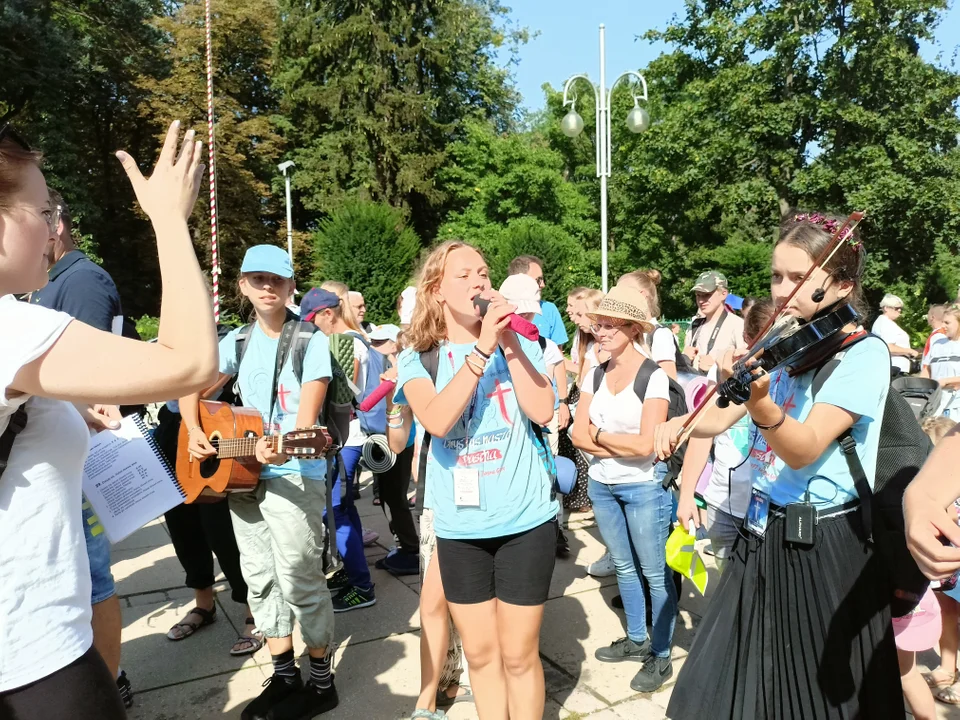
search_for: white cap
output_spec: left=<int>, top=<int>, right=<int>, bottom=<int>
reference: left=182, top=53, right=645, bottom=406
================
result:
left=399, top=286, right=417, bottom=325
left=369, top=324, right=401, bottom=342
left=499, top=274, right=542, bottom=315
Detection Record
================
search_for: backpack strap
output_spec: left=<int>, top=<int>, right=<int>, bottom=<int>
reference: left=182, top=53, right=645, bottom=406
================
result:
left=289, top=321, right=318, bottom=386
left=0, top=407, right=27, bottom=479
left=632, top=358, right=662, bottom=401
left=592, top=360, right=610, bottom=394
left=415, top=347, right=441, bottom=516
left=537, top=336, right=547, bottom=351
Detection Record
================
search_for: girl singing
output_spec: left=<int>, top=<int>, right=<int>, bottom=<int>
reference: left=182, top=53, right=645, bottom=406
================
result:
left=394, top=241, right=559, bottom=720
left=656, top=212, right=902, bottom=718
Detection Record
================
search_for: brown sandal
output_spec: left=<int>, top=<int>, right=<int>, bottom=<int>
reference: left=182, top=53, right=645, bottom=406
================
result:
left=229, top=617, right=264, bottom=656
left=167, top=606, right=216, bottom=641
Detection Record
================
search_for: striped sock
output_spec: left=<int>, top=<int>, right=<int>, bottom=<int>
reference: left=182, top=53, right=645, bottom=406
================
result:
left=272, top=650, right=298, bottom=682
left=309, top=654, right=332, bottom=689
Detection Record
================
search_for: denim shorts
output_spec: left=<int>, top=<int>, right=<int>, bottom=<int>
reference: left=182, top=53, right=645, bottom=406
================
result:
left=82, top=498, right=116, bottom=604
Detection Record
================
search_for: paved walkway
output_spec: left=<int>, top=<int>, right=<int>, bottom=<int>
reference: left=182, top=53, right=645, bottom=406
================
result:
left=117, top=477, right=955, bottom=719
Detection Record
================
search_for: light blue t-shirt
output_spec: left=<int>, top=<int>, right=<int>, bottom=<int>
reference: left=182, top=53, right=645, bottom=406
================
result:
left=219, top=324, right=332, bottom=479
left=748, top=337, right=890, bottom=507
left=395, top=339, right=560, bottom=540
left=534, top=301, right=569, bottom=347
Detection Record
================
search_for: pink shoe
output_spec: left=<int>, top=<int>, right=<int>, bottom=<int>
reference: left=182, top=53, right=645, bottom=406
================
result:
left=362, top=528, right=379, bottom=547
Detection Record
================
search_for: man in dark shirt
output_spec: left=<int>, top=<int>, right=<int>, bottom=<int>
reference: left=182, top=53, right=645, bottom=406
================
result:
left=29, top=190, right=132, bottom=707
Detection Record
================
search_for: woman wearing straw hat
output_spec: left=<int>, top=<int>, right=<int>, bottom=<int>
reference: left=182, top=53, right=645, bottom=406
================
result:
left=571, top=285, right=677, bottom=693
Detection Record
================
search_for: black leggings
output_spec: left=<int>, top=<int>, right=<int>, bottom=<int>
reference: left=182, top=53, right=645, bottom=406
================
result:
left=374, top=445, right=418, bottom=554
left=0, top=647, right=125, bottom=720
left=154, top=407, right=248, bottom=604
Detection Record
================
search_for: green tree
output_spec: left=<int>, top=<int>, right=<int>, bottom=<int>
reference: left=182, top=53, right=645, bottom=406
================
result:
left=137, top=0, right=287, bottom=313
left=311, top=200, right=421, bottom=323
left=273, top=0, right=526, bottom=239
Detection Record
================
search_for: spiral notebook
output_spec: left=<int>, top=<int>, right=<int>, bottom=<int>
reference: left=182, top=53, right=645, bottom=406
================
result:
left=82, top=414, right=185, bottom=543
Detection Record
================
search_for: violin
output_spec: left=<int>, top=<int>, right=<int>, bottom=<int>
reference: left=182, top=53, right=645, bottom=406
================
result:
left=715, top=302, right=860, bottom=407
left=675, top=211, right=866, bottom=444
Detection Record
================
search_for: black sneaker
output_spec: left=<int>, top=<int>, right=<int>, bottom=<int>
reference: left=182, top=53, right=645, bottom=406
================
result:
left=332, top=585, right=376, bottom=613
left=556, top=529, right=570, bottom=558
left=594, top=636, right=651, bottom=663
left=241, top=674, right=303, bottom=720
left=611, top=594, right=624, bottom=609
left=268, top=679, right=339, bottom=720
left=116, top=670, right=133, bottom=709
left=630, top=655, right=673, bottom=693
left=375, top=549, right=420, bottom=576
left=325, top=569, right=350, bottom=596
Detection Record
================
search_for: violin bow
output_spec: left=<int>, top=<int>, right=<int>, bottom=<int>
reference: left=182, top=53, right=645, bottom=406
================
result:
left=674, top=210, right=866, bottom=448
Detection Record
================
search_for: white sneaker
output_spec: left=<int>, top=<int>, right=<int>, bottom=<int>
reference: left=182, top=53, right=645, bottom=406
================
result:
left=362, top=528, right=380, bottom=546
left=587, top=552, right=616, bottom=578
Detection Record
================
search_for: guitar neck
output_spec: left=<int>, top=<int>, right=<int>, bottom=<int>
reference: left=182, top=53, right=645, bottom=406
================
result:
left=216, top=435, right=278, bottom=460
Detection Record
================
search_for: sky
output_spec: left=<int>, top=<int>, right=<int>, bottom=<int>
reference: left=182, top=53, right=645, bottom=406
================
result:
left=504, top=0, right=960, bottom=112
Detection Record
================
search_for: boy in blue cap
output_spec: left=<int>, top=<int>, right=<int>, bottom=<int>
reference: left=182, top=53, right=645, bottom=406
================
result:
left=180, top=245, right=340, bottom=720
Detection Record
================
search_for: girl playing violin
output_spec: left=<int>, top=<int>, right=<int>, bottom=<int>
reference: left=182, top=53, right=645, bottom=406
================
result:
left=656, top=212, right=903, bottom=719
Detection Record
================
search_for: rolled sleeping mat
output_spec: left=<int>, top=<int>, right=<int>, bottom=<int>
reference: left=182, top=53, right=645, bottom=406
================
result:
left=361, top=434, right=396, bottom=473
left=684, top=375, right=712, bottom=412
left=555, top=456, right=577, bottom=495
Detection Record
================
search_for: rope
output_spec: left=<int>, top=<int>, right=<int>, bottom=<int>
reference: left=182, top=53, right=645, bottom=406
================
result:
left=204, top=0, right=220, bottom=322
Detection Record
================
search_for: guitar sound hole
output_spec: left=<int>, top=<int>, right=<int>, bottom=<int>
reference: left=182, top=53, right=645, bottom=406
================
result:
left=199, top=437, right=221, bottom=479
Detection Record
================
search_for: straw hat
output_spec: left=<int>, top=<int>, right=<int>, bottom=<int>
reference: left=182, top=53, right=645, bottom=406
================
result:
left=588, top=286, right=655, bottom=333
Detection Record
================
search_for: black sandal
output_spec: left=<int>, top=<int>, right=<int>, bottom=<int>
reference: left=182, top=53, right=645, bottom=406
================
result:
left=166, top=606, right=216, bottom=641
left=230, top=616, right=265, bottom=656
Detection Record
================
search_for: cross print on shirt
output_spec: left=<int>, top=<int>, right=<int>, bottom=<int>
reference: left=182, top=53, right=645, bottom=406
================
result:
left=782, top=393, right=797, bottom=415
left=277, top=384, right=291, bottom=414
left=486, top=380, right=514, bottom=426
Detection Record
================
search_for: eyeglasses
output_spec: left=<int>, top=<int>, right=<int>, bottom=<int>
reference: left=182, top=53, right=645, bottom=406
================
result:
left=590, top=322, right=626, bottom=335
left=534, top=276, right=545, bottom=287
left=0, top=124, right=32, bottom=152
left=23, top=204, right=62, bottom=233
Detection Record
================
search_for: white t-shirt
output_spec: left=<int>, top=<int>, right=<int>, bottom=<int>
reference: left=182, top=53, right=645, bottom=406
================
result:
left=346, top=335, right=369, bottom=447
left=646, top=324, right=678, bottom=365
left=543, top=338, right=563, bottom=368
left=0, top=296, right=93, bottom=691
left=585, top=362, right=670, bottom=484
left=702, top=366, right=752, bottom=517
left=871, top=314, right=911, bottom=373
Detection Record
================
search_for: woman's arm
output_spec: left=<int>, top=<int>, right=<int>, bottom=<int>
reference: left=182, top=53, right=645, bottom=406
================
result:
left=745, top=394, right=855, bottom=470
left=888, top=343, right=919, bottom=357
left=571, top=391, right=614, bottom=458
left=594, top=398, right=668, bottom=457
left=659, top=360, right=678, bottom=381
left=296, top=379, right=329, bottom=429
left=500, top=333, right=553, bottom=426
left=939, top=377, right=960, bottom=389
left=12, top=122, right=218, bottom=405
left=905, top=425, right=960, bottom=579
left=677, top=435, right=711, bottom=530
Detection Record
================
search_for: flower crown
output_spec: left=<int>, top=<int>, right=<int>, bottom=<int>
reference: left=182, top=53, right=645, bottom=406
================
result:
left=794, top=213, right=863, bottom=250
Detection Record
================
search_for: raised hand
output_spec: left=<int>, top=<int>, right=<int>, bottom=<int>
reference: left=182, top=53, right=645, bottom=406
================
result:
left=115, top=120, right=205, bottom=224
left=477, top=290, right=516, bottom=355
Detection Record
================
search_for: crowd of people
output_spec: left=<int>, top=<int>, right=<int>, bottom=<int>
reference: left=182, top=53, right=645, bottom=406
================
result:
left=9, top=117, right=960, bottom=720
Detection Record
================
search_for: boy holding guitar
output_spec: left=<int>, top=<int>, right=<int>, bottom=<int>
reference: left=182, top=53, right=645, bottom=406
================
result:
left=181, top=245, right=339, bottom=720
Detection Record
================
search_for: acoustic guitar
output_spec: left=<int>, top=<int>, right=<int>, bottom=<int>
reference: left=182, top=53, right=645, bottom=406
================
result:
left=176, top=400, right=336, bottom=503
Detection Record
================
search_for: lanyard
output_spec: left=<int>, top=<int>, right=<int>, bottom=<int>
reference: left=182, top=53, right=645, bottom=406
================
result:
left=446, top=344, right=481, bottom=430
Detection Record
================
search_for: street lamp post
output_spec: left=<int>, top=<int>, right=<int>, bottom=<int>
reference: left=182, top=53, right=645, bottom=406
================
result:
left=278, top=160, right=296, bottom=263
left=561, top=24, right=650, bottom=292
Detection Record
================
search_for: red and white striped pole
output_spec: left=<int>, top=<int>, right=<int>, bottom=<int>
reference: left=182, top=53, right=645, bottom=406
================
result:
left=204, top=0, right=220, bottom=322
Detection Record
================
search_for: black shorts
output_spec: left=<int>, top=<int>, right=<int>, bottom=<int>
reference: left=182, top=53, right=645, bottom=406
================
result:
left=436, top=520, right=557, bottom=606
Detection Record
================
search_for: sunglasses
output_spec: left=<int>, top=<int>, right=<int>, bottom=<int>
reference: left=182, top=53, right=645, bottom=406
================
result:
left=0, top=124, right=32, bottom=152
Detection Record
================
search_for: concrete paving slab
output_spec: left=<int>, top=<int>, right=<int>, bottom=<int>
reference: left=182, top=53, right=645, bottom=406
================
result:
left=113, top=521, right=170, bottom=552
left=612, top=695, right=667, bottom=718
left=122, top=597, right=261, bottom=694
left=114, top=542, right=212, bottom=597
left=126, top=665, right=267, bottom=720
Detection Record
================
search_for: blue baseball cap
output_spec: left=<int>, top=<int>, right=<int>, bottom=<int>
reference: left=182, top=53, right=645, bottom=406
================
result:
left=300, top=287, right=341, bottom=321
left=240, top=245, right=294, bottom=279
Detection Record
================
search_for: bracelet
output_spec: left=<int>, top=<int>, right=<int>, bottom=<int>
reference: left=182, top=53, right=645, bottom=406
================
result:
left=473, top=345, right=492, bottom=361
left=465, top=359, right=484, bottom=377
left=465, top=356, right=486, bottom=373
left=471, top=349, right=490, bottom=366
left=386, top=407, right=403, bottom=419
left=388, top=419, right=405, bottom=429
left=754, top=407, right=787, bottom=431
left=187, top=425, right=203, bottom=434
left=594, top=427, right=603, bottom=444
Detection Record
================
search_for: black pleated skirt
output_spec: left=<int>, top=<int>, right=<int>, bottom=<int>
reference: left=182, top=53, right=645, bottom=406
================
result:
left=666, top=509, right=903, bottom=720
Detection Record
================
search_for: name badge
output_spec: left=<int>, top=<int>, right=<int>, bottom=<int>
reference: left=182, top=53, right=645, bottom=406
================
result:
left=454, top=468, right=481, bottom=508
left=745, top=488, right=771, bottom=537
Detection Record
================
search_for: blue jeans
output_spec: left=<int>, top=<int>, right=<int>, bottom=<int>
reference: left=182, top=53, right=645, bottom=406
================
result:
left=326, top=446, right=373, bottom=592
left=588, top=478, right=677, bottom=658
left=82, top=497, right=116, bottom=604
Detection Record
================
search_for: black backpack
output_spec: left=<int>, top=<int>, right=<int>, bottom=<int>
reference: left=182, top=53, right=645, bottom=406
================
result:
left=648, top=325, right=696, bottom=376
left=592, top=357, right=689, bottom=490
left=812, top=334, right=932, bottom=618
